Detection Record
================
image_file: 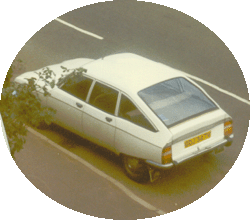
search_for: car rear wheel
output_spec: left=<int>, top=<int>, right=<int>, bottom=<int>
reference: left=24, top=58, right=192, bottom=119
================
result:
left=122, top=155, right=150, bottom=183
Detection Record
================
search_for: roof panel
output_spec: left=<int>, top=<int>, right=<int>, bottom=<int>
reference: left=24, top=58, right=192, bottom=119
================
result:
left=84, top=53, right=185, bottom=94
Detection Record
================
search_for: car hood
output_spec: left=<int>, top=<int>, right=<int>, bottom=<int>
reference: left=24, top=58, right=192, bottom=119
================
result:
left=14, top=58, right=94, bottom=87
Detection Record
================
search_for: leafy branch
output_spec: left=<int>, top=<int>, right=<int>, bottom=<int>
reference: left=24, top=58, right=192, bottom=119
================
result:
left=1, top=66, right=57, bottom=158
left=1, top=64, right=87, bottom=158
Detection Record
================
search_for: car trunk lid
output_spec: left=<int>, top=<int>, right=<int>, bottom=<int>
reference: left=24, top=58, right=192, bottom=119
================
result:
left=168, top=109, right=227, bottom=163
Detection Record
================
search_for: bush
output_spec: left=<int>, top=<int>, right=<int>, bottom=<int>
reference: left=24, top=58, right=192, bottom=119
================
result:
left=0, top=66, right=56, bottom=158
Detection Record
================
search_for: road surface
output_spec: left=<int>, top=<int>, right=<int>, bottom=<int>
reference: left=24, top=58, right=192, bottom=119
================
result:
left=1, top=1, right=249, bottom=220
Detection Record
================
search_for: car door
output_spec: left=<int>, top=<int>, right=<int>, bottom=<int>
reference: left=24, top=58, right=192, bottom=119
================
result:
left=82, top=81, right=118, bottom=152
left=47, top=74, right=93, bottom=136
left=115, top=94, right=164, bottom=162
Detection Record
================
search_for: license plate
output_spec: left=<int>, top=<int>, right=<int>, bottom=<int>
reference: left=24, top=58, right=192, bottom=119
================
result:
left=184, top=131, right=211, bottom=148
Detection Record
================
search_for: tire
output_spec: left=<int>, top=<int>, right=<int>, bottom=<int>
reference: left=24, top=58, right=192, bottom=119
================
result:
left=122, top=155, right=150, bottom=183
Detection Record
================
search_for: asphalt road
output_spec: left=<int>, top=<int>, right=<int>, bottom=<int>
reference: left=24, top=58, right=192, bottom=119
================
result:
left=1, top=1, right=250, bottom=220
left=14, top=131, right=160, bottom=219
left=16, top=1, right=249, bottom=100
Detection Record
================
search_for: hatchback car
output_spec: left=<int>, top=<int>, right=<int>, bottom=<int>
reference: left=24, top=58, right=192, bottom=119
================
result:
left=15, top=53, right=234, bottom=182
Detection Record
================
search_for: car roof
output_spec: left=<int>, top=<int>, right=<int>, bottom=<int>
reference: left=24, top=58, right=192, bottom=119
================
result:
left=84, top=53, right=185, bottom=94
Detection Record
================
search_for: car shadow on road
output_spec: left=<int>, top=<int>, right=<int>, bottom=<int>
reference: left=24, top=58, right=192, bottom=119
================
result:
left=37, top=123, right=228, bottom=192
left=30, top=123, right=233, bottom=214
left=41, top=123, right=124, bottom=170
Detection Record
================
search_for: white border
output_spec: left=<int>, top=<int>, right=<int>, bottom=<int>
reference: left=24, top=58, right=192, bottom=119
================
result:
left=0, top=1, right=249, bottom=220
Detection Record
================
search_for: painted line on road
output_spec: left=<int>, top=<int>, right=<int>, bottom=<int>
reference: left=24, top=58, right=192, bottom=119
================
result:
left=27, top=126, right=166, bottom=216
left=54, top=18, right=249, bottom=106
left=184, top=73, right=250, bottom=106
left=54, top=16, right=248, bottom=105
left=55, top=18, right=104, bottom=40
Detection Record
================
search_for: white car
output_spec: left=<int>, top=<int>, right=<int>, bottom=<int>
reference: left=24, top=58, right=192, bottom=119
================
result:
left=15, top=53, right=234, bottom=182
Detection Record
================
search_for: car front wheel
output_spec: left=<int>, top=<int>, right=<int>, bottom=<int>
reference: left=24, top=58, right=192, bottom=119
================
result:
left=122, top=155, right=150, bottom=183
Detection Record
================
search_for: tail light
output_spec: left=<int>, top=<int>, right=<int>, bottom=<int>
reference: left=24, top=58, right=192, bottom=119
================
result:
left=224, top=119, right=233, bottom=137
left=162, top=145, right=172, bottom=164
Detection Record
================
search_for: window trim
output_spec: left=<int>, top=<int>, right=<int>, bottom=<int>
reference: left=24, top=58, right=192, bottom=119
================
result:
left=118, top=92, right=158, bottom=132
left=87, top=80, right=119, bottom=116
left=58, top=73, right=95, bottom=102
left=85, top=78, right=96, bottom=103
left=59, top=73, right=158, bottom=131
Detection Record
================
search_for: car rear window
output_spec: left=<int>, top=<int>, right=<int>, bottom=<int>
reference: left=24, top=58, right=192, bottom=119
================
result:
left=138, top=77, right=218, bottom=127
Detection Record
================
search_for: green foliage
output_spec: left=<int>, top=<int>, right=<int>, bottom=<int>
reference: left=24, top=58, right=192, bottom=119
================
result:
left=57, top=66, right=87, bottom=86
left=1, top=64, right=87, bottom=158
left=1, top=66, right=57, bottom=158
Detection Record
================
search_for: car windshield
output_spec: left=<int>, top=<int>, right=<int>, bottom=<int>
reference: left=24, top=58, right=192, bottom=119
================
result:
left=138, top=77, right=218, bottom=127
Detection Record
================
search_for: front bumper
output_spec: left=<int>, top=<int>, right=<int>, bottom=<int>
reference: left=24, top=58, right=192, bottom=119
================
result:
left=146, top=134, right=234, bottom=170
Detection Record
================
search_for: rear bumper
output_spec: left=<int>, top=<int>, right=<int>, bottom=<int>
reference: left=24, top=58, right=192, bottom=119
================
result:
left=146, top=134, right=234, bottom=170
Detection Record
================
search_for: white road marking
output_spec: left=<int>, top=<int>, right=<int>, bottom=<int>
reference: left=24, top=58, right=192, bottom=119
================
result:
left=27, top=126, right=166, bottom=216
left=184, top=73, right=250, bottom=106
left=55, top=17, right=249, bottom=106
left=55, top=18, right=104, bottom=40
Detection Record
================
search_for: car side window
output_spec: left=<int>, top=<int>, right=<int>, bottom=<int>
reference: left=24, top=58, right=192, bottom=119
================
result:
left=118, top=94, right=156, bottom=132
left=60, top=75, right=93, bottom=101
left=89, top=82, right=118, bottom=115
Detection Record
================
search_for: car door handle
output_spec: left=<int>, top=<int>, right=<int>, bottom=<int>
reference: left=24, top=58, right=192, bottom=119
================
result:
left=76, top=102, right=83, bottom=108
left=105, top=117, right=112, bottom=122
